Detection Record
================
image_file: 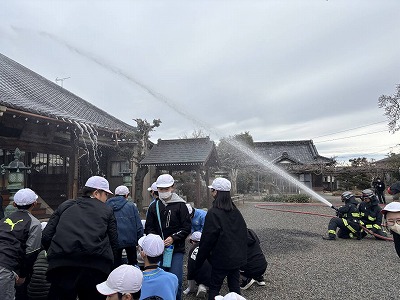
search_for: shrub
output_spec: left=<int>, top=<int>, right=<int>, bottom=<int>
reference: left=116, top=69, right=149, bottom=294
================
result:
left=262, top=194, right=311, bottom=203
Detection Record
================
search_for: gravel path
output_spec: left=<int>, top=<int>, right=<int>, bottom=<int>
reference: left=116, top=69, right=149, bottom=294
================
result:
left=183, top=200, right=398, bottom=300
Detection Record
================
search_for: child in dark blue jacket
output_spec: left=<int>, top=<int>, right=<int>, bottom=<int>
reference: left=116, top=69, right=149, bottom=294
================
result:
left=106, top=185, right=144, bottom=267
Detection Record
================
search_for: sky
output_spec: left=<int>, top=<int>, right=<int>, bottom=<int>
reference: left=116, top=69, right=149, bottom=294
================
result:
left=1, top=0, right=400, bottom=163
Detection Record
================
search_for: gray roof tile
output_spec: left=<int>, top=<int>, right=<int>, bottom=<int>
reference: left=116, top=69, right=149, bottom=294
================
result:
left=254, top=140, right=333, bottom=165
left=140, top=137, right=218, bottom=166
left=0, top=53, right=136, bottom=134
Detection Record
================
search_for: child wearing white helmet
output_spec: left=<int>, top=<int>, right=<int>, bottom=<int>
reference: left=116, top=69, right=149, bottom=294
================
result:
left=0, top=188, right=41, bottom=300
left=382, top=202, right=400, bottom=258
left=195, top=178, right=248, bottom=299
left=144, top=174, right=191, bottom=300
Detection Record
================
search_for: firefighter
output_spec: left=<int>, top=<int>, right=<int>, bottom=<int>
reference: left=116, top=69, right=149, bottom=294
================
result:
left=323, top=191, right=362, bottom=240
left=358, top=189, right=387, bottom=240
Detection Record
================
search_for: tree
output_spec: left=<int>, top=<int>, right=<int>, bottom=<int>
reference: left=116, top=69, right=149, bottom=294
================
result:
left=217, top=132, right=254, bottom=194
left=236, top=169, right=254, bottom=193
left=118, top=119, right=161, bottom=213
left=335, top=157, right=374, bottom=190
left=378, top=83, right=400, bottom=133
left=180, top=129, right=207, bottom=139
left=349, top=157, right=371, bottom=168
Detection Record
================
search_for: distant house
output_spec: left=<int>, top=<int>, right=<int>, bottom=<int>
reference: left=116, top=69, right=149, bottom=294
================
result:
left=373, top=155, right=400, bottom=183
left=0, top=53, right=138, bottom=210
left=254, top=140, right=334, bottom=193
left=140, top=137, right=219, bottom=207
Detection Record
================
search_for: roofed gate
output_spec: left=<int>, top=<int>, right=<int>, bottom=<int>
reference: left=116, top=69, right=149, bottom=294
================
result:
left=140, top=137, right=219, bottom=208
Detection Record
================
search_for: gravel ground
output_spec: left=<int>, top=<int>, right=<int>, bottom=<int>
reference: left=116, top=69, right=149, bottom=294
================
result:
left=182, top=199, right=398, bottom=300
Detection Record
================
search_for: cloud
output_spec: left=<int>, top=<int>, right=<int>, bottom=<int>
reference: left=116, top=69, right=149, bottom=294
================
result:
left=1, top=0, right=400, bottom=163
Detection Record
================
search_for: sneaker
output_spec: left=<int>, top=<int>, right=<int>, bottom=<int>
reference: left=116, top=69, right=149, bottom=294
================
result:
left=196, top=284, right=207, bottom=298
left=240, top=278, right=255, bottom=290
left=322, top=235, right=336, bottom=240
left=254, top=276, right=266, bottom=286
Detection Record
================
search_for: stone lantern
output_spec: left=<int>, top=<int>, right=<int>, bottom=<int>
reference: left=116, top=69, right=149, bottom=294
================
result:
left=1, top=148, right=31, bottom=217
left=120, top=168, right=134, bottom=203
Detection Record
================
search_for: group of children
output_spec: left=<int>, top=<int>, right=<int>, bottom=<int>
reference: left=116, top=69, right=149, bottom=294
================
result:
left=0, top=174, right=268, bottom=300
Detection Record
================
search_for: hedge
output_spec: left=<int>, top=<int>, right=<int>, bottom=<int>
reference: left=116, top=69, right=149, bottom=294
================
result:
left=262, top=194, right=311, bottom=203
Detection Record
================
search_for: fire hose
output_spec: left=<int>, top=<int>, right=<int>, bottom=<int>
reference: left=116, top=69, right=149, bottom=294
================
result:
left=254, top=203, right=394, bottom=242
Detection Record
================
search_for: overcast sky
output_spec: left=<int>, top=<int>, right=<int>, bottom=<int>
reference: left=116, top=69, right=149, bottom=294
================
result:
left=1, top=0, right=400, bottom=163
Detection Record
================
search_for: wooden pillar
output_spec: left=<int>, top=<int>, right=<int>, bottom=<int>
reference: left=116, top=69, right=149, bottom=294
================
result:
left=68, top=129, right=79, bottom=199
left=195, top=167, right=201, bottom=208
left=205, top=168, right=210, bottom=208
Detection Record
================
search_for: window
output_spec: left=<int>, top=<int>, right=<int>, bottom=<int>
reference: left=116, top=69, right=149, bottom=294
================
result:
left=32, top=153, right=48, bottom=173
left=31, top=153, right=68, bottom=174
left=111, top=161, right=129, bottom=177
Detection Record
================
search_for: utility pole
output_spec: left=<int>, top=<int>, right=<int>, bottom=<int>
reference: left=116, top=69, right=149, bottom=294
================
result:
left=55, top=77, right=70, bottom=88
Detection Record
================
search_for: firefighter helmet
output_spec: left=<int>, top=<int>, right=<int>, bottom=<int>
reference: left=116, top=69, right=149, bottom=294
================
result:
left=341, top=191, right=353, bottom=202
left=362, top=189, right=374, bottom=198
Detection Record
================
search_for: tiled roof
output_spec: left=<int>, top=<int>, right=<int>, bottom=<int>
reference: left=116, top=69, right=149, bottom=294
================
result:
left=140, top=137, right=219, bottom=167
left=254, top=140, right=333, bottom=165
left=375, top=154, right=399, bottom=165
left=0, top=53, right=136, bottom=134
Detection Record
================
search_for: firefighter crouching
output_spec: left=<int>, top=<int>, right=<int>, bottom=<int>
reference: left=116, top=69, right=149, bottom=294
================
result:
left=358, top=189, right=387, bottom=240
left=323, top=191, right=362, bottom=240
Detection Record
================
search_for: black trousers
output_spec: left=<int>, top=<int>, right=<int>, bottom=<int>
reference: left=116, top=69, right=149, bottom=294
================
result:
left=376, top=192, right=386, bottom=204
left=241, top=262, right=267, bottom=279
left=47, top=267, right=107, bottom=300
left=328, top=217, right=361, bottom=239
left=208, top=268, right=241, bottom=300
left=115, top=247, right=138, bottom=267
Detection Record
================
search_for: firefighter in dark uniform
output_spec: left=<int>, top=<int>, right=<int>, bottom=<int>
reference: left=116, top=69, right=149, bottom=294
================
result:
left=372, top=177, right=386, bottom=204
left=358, top=189, right=387, bottom=240
left=323, top=191, right=362, bottom=240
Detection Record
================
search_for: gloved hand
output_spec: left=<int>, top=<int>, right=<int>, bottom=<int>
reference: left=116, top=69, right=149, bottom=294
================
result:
left=331, top=205, right=339, bottom=211
left=336, top=211, right=343, bottom=218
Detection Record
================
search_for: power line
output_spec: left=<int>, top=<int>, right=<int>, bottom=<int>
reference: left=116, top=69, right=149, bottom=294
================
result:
left=315, top=129, right=387, bottom=143
left=312, top=121, right=387, bottom=139
left=320, top=143, right=400, bottom=159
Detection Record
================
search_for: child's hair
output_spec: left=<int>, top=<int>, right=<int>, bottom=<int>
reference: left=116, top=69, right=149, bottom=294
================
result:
left=147, top=254, right=162, bottom=264
left=213, top=191, right=234, bottom=211
left=15, top=203, right=34, bottom=210
left=118, top=290, right=141, bottom=300
left=81, top=187, right=97, bottom=197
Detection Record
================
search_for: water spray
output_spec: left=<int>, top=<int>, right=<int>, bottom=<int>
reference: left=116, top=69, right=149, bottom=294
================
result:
left=80, top=122, right=100, bottom=174
left=37, top=29, right=334, bottom=207
left=74, top=121, right=91, bottom=170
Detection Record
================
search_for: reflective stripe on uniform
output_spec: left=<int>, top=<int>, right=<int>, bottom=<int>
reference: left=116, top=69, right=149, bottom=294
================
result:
left=343, top=219, right=357, bottom=233
left=373, top=224, right=381, bottom=230
left=328, top=230, right=336, bottom=235
left=368, top=216, right=376, bottom=221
